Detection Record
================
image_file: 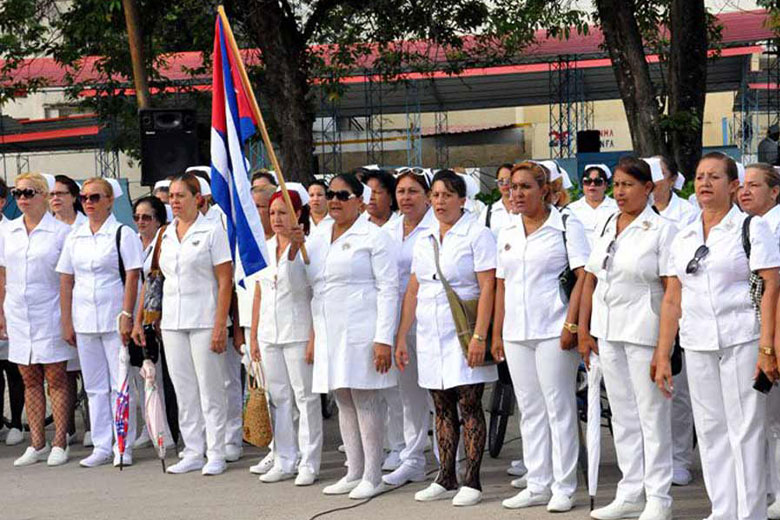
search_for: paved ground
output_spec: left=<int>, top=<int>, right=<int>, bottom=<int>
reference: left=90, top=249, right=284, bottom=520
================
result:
left=0, top=405, right=712, bottom=520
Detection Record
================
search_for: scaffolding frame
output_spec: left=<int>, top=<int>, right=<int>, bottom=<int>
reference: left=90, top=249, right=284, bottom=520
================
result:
left=434, top=110, right=449, bottom=168
left=246, top=138, right=270, bottom=172
left=766, top=39, right=780, bottom=132
left=364, top=73, right=384, bottom=165
left=318, top=92, right=343, bottom=174
left=404, top=81, right=422, bottom=167
left=548, top=55, right=591, bottom=158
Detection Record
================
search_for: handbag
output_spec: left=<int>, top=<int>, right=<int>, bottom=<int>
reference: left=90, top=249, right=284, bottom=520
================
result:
left=558, top=213, right=575, bottom=301
left=142, top=226, right=167, bottom=326
left=243, top=361, right=273, bottom=448
left=430, top=237, right=495, bottom=366
left=742, top=215, right=764, bottom=323
left=128, top=325, right=161, bottom=367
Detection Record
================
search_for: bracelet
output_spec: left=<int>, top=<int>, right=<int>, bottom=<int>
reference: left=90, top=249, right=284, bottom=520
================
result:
left=472, top=333, right=486, bottom=343
left=563, top=322, right=579, bottom=334
left=760, top=346, right=774, bottom=356
left=119, top=310, right=133, bottom=319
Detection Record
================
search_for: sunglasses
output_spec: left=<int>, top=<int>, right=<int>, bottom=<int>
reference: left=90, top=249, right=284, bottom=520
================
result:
left=686, top=245, right=710, bottom=274
left=79, top=193, right=104, bottom=204
left=11, top=188, right=40, bottom=200
left=497, top=179, right=511, bottom=187
left=49, top=190, right=71, bottom=198
left=601, top=239, right=617, bottom=270
left=133, top=214, right=154, bottom=223
left=583, top=177, right=606, bottom=187
left=326, top=190, right=357, bottom=202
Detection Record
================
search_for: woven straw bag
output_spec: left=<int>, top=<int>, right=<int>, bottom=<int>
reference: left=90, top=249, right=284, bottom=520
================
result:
left=242, top=361, right=273, bottom=448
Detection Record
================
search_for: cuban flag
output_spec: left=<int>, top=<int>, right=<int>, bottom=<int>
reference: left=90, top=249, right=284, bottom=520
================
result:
left=210, top=16, right=268, bottom=280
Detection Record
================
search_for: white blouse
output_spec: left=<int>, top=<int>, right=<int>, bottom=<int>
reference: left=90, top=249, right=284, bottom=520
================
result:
left=585, top=205, right=677, bottom=347
left=0, top=216, right=10, bottom=361
left=385, top=208, right=436, bottom=297
left=157, top=213, right=232, bottom=330
left=411, top=212, right=498, bottom=390
left=496, top=206, right=590, bottom=342
left=479, top=199, right=515, bottom=238
left=669, top=205, right=780, bottom=351
left=57, top=214, right=144, bottom=334
left=257, top=235, right=312, bottom=345
left=2, top=213, right=75, bottom=365
left=658, top=193, right=699, bottom=227
left=568, top=196, right=618, bottom=246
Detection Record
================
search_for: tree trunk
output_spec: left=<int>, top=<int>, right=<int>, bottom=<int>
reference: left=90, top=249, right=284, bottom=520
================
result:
left=121, top=0, right=151, bottom=109
left=668, top=0, right=708, bottom=178
left=232, top=0, right=315, bottom=182
left=595, top=0, right=667, bottom=157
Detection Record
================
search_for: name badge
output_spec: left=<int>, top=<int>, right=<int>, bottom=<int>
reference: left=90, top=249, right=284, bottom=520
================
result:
left=342, top=243, right=351, bottom=251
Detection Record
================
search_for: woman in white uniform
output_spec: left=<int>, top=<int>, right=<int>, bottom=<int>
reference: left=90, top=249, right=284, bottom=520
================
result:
left=569, top=164, right=618, bottom=246
left=364, top=170, right=398, bottom=227
left=58, top=177, right=142, bottom=468
left=0, top=177, right=25, bottom=448
left=250, top=190, right=322, bottom=486
left=303, top=173, right=399, bottom=500
left=579, top=157, right=676, bottom=520
left=397, top=170, right=497, bottom=507
left=308, top=180, right=330, bottom=229
left=491, top=161, right=589, bottom=513
left=656, top=152, right=780, bottom=520
left=738, top=163, right=780, bottom=519
left=382, top=169, right=435, bottom=487
left=1, top=173, right=74, bottom=467
left=479, top=163, right=515, bottom=237
left=137, top=173, right=233, bottom=476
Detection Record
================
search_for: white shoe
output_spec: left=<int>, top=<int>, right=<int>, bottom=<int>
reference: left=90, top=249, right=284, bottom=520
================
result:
left=113, top=453, right=133, bottom=467
left=295, top=467, right=318, bottom=486
left=382, top=449, right=402, bottom=471
left=507, top=459, right=528, bottom=476
left=349, top=480, right=387, bottom=500
left=511, top=476, right=528, bottom=489
left=638, top=499, right=672, bottom=520
left=167, top=457, right=205, bottom=474
left=79, top=451, right=112, bottom=468
left=260, top=467, right=295, bottom=483
left=132, top=432, right=151, bottom=449
left=547, top=493, right=575, bottom=512
left=82, top=431, right=93, bottom=448
left=323, top=476, right=361, bottom=495
left=5, top=427, right=24, bottom=446
left=249, top=452, right=274, bottom=474
left=415, top=483, right=457, bottom=502
left=769, top=499, right=780, bottom=520
left=337, top=444, right=346, bottom=453
left=47, top=446, right=69, bottom=467
left=14, top=444, right=50, bottom=467
left=383, top=463, right=427, bottom=486
left=225, top=444, right=243, bottom=462
left=452, top=486, right=482, bottom=507
left=502, top=488, right=552, bottom=509
left=591, top=498, right=646, bottom=520
left=672, top=467, right=692, bottom=486
left=202, top=459, right=226, bottom=476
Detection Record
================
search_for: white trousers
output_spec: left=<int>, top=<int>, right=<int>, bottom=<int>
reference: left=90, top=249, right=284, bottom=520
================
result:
left=397, top=332, right=431, bottom=470
left=671, top=357, right=695, bottom=472
left=505, top=337, right=579, bottom=496
left=260, top=341, right=323, bottom=474
left=381, top=385, right=405, bottom=452
left=224, top=343, right=244, bottom=448
left=686, top=343, right=767, bottom=520
left=130, top=359, right=173, bottom=445
left=767, top=389, right=780, bottom=500
left=599, top=340, right=673, bottom=506
left=162, top=329, right=228, bottom=462
left=77, top=332, right=136, bottom=457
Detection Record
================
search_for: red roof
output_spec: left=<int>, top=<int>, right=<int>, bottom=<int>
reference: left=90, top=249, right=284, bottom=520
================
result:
left=1, top=9, right=774, bottom=89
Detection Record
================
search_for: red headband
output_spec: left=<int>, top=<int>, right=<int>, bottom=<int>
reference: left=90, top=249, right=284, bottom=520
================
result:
left=269, top=190, right=302, bottom=212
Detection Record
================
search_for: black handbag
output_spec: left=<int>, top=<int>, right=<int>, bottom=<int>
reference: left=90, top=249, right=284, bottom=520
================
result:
left=128, top=324, right=160, bottom=367
left=558, top=213, right=576, bottom=301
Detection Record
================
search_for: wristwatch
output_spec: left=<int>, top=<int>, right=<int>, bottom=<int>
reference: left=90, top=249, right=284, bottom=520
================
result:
left=472, top=333, right=486, bottom=343
left=760, top=346, right=774, bottom=356
left=120, top=310, right=133, bottom=320
left=563, top=322, right=578, bottom=334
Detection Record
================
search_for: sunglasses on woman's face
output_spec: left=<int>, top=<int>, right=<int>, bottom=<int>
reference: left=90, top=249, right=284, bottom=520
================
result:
left=582, top=177, right=606, bottom=187
left=133, top=214, right=154, bottom=223
left=79, top=193, right=103, bottom=204
left=497, top=179, right=511, bottom=187
left=686, top=244, right=710, bottom=274
left=326, top=190, right=357, bottom=201
left=11, top=188, right=39, bottom=200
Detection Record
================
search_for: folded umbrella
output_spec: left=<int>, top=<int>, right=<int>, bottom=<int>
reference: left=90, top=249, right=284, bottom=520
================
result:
left=587, top=353, right=604, bottom=510
left=141, top=359, right=168, bottom=473
left=114, top=344, right=131, bottom=471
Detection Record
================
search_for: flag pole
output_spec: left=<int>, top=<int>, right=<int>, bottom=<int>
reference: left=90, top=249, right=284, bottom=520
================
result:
left=217, top=6, right=309, bottom=264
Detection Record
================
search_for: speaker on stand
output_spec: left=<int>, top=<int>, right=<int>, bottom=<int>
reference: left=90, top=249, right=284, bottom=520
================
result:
left=576, top=130, right=601, bottom=154
left=140, top=109, right=199, bottom=187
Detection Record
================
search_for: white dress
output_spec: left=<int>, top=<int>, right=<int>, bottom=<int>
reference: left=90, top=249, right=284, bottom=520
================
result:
left=411, top=212, right=498, bottom=390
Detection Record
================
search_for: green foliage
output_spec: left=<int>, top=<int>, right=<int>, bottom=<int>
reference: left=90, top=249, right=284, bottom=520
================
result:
left=475, top=188, right=501, bottom=205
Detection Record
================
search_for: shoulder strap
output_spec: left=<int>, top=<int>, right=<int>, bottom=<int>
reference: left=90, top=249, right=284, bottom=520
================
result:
left=430, top=236, right=457, bottom=295
left=561, top=213, right=569, bottom=257
left=485, top=202, right=493, bottom=228
left=151, top=225, right=167, bottom=272
left=116, top=225, right=126, bottom=286
left=600, top=212, right=618, bottom=237
left=742, top=214, right=754, bottom=259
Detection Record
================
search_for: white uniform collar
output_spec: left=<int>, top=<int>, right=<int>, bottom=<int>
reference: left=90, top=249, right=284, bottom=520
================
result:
left=9, top=211, right=59, bottom=234
left=683, top=204, right=742, bottom=240
left=73, top=213, right=118, bottom=237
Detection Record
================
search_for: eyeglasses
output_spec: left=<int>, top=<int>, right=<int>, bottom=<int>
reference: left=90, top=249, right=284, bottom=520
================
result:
left=497, top=179, right=511, bottom=187
left=79, top=193, right=104, bottom=204
left=49, top=190, right=71, bottom=198
left=11, top=188, right=40, bottom=200
left=601, top=239, right=617, bottom=270
left=326, top=190, right=357, bottom=202
left=583, top=178, right=606, bottom=187
left=133, top=214, right=154, bottom=223
left=686, top=245, right=710, bottom=274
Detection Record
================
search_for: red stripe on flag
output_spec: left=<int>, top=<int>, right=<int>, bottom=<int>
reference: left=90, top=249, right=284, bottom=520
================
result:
left=211, top=18, right=227, bottom=134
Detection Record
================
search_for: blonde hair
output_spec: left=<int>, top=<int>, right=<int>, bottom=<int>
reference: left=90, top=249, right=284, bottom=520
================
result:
left=15, top=172, right=49, bottom=196
left=550, top=177, right=570, bottom=207
left=81, top=178, right=114, bottom=198
left=511, top=161, right=553, bottom=204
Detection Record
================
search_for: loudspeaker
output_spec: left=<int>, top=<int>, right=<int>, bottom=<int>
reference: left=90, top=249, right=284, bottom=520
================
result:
left=140, top=109, right=198, bottom=186
left=577, top=130, right=601, bottom=154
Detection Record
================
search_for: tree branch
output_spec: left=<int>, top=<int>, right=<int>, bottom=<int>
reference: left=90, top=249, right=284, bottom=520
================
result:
left=302, top=0, right=347, bottom=42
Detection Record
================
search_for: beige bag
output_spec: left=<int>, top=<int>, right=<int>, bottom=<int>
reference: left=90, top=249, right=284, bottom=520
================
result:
left=242, top=361, right=273, bottom=448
